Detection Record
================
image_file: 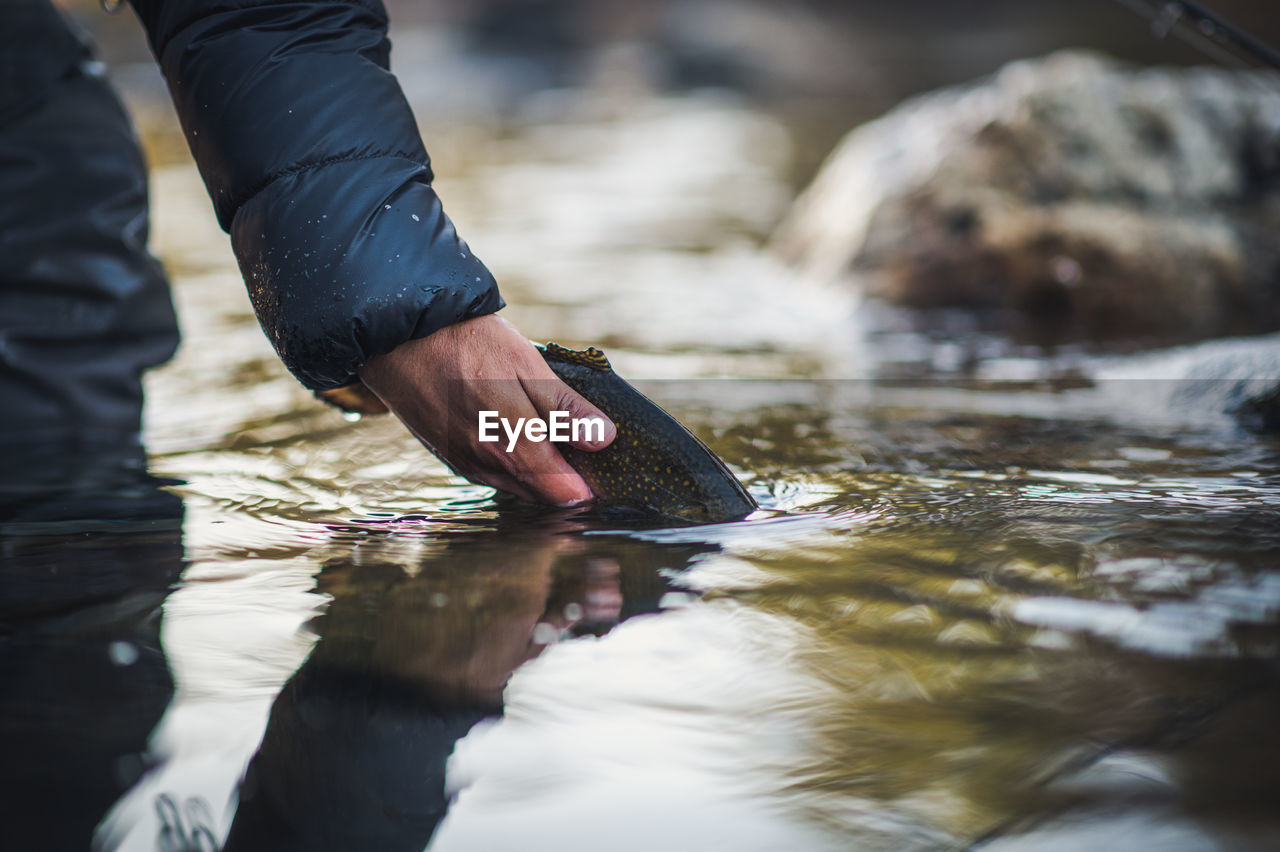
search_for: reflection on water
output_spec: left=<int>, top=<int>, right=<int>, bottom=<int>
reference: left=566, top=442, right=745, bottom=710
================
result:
left=3, top=94, right=1278, bottom=851
left=219, top=527, right=684, bottom=851
left=1, top=441, right=183, bottom=851
left=7, top=375, right=1277, bottom=850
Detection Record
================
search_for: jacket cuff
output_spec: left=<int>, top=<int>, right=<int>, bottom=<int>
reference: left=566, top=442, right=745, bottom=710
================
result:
left=129, top=0, right=503, bottom=390
left=232, top=155, right=503, bottom=390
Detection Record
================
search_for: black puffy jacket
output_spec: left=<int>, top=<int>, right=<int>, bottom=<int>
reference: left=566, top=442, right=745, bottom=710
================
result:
left=129, top=0, right=505, bottom=391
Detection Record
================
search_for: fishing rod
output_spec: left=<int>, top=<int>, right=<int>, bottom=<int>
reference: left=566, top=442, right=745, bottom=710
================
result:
left=1114, top=0, right=1280, bottom=70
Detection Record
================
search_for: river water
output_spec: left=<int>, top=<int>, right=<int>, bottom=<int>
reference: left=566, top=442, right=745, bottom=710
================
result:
left=3, top=81, right=1280, bottom=850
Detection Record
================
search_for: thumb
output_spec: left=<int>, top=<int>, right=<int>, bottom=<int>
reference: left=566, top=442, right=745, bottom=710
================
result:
left=526, top=378, right=617, bottom=452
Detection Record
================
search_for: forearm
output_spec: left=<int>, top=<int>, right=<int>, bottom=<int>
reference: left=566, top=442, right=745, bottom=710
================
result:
left=128, top=0, right=502, bottom=390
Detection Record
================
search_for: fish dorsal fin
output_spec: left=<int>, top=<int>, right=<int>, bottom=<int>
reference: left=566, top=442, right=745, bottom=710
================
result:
left=540, top=342, right=613, bottom=372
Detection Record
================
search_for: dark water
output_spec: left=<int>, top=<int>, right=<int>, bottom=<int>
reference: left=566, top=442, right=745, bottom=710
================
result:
left=4, top=95, right=1280, bottom=850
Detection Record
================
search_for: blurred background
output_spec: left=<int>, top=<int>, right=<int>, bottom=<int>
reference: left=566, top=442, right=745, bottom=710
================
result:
left=67, top=0, right=1280, bottom=187
left=54, top=0, right=1280, bottom=392
left=60, top=0, right=1280, bottom=179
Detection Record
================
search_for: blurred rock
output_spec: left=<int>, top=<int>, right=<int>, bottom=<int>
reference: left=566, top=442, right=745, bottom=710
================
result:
left=1094, top=332, right=1280, bottom=433
left=773, top=51, right=1280, bottom=345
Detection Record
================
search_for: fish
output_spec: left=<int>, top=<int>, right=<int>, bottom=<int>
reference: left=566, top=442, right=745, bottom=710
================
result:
left=538, top=342, right=757, bottom=524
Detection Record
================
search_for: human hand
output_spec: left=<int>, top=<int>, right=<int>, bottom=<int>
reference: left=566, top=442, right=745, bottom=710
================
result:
left=357, top=315, right=616, bottom=506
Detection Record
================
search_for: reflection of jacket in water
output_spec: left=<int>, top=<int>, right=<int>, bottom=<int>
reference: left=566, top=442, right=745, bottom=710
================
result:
left=222, top=663, right=495, bottom=852
left=220, top=532, right=704, bottom=850
left=1, top=0, right=502, bottom=437
left=221, top=537, right=533, bottom=852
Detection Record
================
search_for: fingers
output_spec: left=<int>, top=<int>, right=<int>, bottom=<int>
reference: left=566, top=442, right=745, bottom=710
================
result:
left=520, top=373, right=617, bottom=452
left=356, top=315, right=609, bottom=507
left=474, top=466, right=590, bottom=508
left=499, top=448, right=595, bottom=507
left=445, top=398, right=596, bottom=506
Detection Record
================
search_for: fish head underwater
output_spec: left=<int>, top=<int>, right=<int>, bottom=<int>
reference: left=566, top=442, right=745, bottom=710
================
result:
left=538, top=342, right=757, bottom=524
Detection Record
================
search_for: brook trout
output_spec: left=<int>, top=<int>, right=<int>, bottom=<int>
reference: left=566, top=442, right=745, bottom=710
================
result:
left=538, top=343, right=756, bottom=523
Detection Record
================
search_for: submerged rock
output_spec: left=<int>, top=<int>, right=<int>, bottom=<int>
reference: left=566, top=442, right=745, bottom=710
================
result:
left=1094, top=332, right=1280, bottom=433
left=773, top=51, right=1280, bottom=345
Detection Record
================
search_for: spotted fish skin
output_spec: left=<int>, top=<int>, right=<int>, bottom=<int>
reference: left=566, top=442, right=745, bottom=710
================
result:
left=538, top=342, right=756, bottom=523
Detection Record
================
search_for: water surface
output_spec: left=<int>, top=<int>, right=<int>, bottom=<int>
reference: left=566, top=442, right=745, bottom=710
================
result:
left=3, top=94, right=1278, bottom=852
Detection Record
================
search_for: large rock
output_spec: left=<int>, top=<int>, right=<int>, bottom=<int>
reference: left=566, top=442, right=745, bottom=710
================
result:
left=773, top=51, right=1280, bottom=344
left=1093, top=331, right=1280, bottom=433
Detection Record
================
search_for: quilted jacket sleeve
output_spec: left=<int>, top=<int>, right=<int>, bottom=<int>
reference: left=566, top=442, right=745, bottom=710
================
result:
left=128, top=0, right=504, bottom=390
